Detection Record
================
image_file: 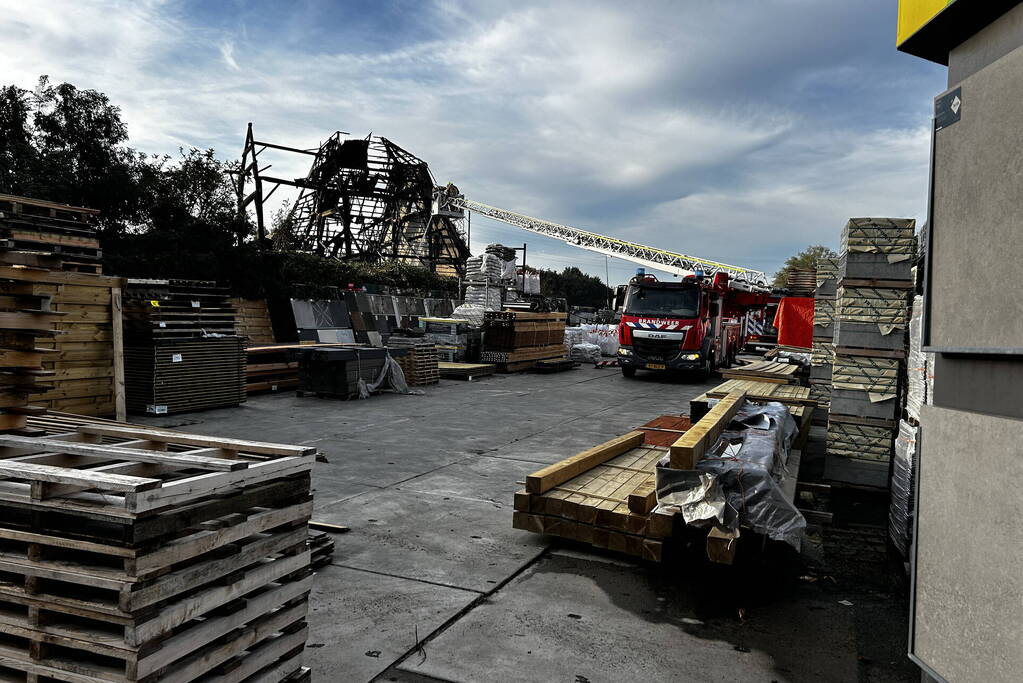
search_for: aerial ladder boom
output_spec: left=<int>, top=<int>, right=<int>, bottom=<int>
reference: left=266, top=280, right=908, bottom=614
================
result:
left=451, top=198, right=769, bottom=288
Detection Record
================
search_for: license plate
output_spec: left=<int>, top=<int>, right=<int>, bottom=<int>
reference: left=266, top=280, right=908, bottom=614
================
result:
left=647, top=363, right=666, bottom=370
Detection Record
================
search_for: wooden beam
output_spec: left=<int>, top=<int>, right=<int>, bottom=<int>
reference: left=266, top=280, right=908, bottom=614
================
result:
left=706, top=526, right=740, bottom=564
left=525, top=431, right=645, bottom=494
left=111, top=286, right=126, bottom=421
left=0, top=436, right=248, bottom=471
left=76, top=425, right=316, bottom=457
left=627, top=477, right=657, bottom=515
left=670, top=390, right=746, bottom=469
left=0, top=460, right=160, bottom=492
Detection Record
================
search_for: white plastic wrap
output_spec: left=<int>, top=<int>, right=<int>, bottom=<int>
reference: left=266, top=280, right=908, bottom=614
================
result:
left=359, top=354, right=425, bottom=398
left=581, top=324, right=620, bottom=356
left=564, top=327, right=586, bottom=356
left=906, top=299, right=932, bottom=418
left=501, top=258, right=518, bottom=282
left=465, top=253, right=504, bottom=281
left=570, top=343, right=601, bottom=363
left=889, top=420, right=918, bottom=558
left=463, top=283, right=502, bottom=311
left=451, top=304, right=488, bottom=326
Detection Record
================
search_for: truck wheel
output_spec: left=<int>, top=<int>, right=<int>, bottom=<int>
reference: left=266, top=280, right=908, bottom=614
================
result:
left=621, top=366, right=637, bottom=378
left=697, top=354, right=714, bottom=382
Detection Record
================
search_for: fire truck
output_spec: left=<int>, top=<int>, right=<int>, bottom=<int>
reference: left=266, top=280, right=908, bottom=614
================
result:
left=616, top=271, right=771, bottom=378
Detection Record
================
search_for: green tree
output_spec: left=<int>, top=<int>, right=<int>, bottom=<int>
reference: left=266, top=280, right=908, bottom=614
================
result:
left=539, top=266, right=611, bottom=308
left=773, top=244, right=838, bottom=288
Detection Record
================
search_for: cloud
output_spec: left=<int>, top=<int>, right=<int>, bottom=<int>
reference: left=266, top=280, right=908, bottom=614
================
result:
left=0, top=0, right=947, bottom=283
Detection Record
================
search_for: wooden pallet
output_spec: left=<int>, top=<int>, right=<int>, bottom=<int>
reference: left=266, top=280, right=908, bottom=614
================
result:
left=0, top=424, right=315, bottom=682
left=231, top=298, right=275, bottom=344
left=720, top=360, right=800, bottom=384
left=125, top=337, right=247, bottom=414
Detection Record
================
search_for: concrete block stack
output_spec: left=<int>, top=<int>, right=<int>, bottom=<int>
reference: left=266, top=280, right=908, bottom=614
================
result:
left=825, top=218, right=916, bottom=489
left=809, top=257, right=839, bottom=418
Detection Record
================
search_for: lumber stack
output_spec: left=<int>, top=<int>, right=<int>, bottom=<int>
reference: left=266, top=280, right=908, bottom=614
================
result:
left=0, top=424, right=316, bottom=682
left=437, top=361, right=495, bottom=381
left=513, top=431, right=676, bottom=561
left=387, top=337, right=440, bottom=386
left=231, top=297, right=275, bottom=344
left=0, top=194, right=102, bottom=273
left=15, top=269, right=127, bottom=417
left=825, top=218, right=916, bottom=489
left=0, top=273, right=60, bottom=432
left=482, top=310, right=567, bottom=372
left=720, top=360, right=799, bottom=384
left=123, top=280, right=246, bottom=415
left=785, top=267, right=817, bottom=296
left=691, top=379, right=814, bottom=446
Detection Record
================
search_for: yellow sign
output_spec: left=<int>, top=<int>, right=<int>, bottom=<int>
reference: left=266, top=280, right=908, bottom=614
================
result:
left=897, top=0, right=956, bottom=46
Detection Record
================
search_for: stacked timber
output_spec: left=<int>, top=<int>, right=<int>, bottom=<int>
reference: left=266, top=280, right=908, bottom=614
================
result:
left=690, top=379, right=815, bottom=447
left=825, top=218, right=915, bottom=489
left=245, top=344, right=302, bottom=394
left=437, top=361, right=495, bottom=381
left=231, top=297, right=275, bottom=344
left=387, top=337, right=440, bottom=386
left=481, top=310, right=567, bottom=372
left=0, top=424, right=316, bottom=682
left=0, top=272, right=60, bottom=432
left=720, top=360, right=799, bottom=384
left=785, top=268, right=817, bottom=296
left=123, top=280, right=246, bottom=415
left=0, top=194, right=102, bottom=273
left=513, top=431, right=676, bottom=561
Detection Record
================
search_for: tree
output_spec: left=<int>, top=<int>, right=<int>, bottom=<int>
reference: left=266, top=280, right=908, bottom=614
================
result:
left=773, top=244, right=838, bottom=288
left=539, top=266, right=612, bottom=308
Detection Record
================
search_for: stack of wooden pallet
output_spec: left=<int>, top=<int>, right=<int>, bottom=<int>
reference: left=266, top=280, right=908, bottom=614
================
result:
left=0, top=194, right=102, bottom=273
left=0, top=424, right=316, bottom=682
left=0, top=271, right=61, bottom=432
left=245, top=344, right=303, bottom=394
left=825, top=218, right=916, bottom=488
left=123, top=280, right=246, bottom=415
left=231, top=297, right=275, bottom=344
left=785, top=267, right=817, bottom=296
left=720, top=360, right=799, bottom=384
left=481, top=311, right=567, bottom=372
left=387, top=337, right=440, bottom=386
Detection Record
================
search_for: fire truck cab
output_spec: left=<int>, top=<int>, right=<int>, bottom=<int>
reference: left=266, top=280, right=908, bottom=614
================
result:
left=616, top=271, right=769, bottom=379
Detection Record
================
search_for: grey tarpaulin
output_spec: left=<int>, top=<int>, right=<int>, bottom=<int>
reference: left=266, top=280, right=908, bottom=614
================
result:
left=655, top=401, right=806, bottom=549
left=359, top=353, right=424, bottom=399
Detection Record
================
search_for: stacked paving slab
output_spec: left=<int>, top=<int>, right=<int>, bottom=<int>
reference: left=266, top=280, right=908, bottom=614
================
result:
left=809, top=257, right=839, bottom=417
left=825, top=218, right=916, bottom=489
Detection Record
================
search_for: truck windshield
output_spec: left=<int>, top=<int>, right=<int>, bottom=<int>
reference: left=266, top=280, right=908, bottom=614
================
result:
left=626, top=286, right=700, bottom=318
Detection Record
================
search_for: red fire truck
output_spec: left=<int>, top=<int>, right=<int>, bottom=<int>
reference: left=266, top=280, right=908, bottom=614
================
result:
left=616, top=271, right=770, bottom=379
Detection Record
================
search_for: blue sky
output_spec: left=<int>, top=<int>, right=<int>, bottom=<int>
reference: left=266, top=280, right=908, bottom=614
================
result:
left=0, top=0, right=946, bottom=285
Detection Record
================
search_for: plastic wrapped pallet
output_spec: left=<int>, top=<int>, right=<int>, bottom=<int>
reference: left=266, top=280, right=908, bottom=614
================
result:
left=832, top=355, right=900, bottom=402
left=564, top=326, right=586, bottom=356
left=815, top=257, right=840, bottom=297
left=465, top=253, right=504, bottom=281
left=840, top=217, right=917, bottom=258
left=906, top=302, right=928, bottom=422
left=826, top=420, right=893, bottom=462
left=570, top=343, right=601, bottom=363
left=813, top=297, right=835, bottom=338
left=836, top=287, right=908, bottom=333
left=451, top=303, right=487, bottom=326
left=463, top=283, right=502, bottom=310
left=889, top=420, right=918, bottom=558
left=581, top=323, right=620, bottom=356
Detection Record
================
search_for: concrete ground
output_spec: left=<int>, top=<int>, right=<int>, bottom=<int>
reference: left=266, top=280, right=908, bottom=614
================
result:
left=141, top=366, right=915, bottom=683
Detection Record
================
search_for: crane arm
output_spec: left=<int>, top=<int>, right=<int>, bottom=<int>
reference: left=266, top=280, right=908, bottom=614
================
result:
left=452, top=198, right=768, bottom=287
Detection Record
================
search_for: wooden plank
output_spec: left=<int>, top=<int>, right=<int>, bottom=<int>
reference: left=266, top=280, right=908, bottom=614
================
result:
left=0, top=436, right=247, bottom=472
left=0, top=459, right=160, bottom=491
left=525, top=431, right=645, bottom=494
left=627, top=477, right=657, bottom=515
left=111, top=287, right=125, bottom=421
left=707, top=526, right=740, bottom=564
left=76, top=425, right=315, bottom=457
left=669, top=390, right=746, bottom=469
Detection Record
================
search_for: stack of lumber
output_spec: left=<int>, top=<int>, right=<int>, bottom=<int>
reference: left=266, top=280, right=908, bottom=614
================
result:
left=825, top=218, right=916, bottom=489
left=513, top=431, right=675, bottom=561
left=0, top=424, right=316, bottom=682
left=231, top=297, right=275, bottom=344
left=0, top=271, right=61, bottom=432
left=123, top=281, right=246, bottom=415
left=691, top=379, right=814, bottom=447
left=9, top=268, right=128, bottom=418
left=0, top=194, right=102, bottom=273
left=387, top=337, right=440, bottom=386
left=245, top=344, right=302, bottom=394
left=482, top=310, right=567, bottom=372
left=785, top=268, right=817, bottom=296
left=437, top=362, right=495, bottom=381
left=720, top=360, right=799, bottom=384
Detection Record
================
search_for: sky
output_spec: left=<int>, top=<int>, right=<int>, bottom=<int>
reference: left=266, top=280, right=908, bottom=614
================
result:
left=0, top=0, right=947, bottom=285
